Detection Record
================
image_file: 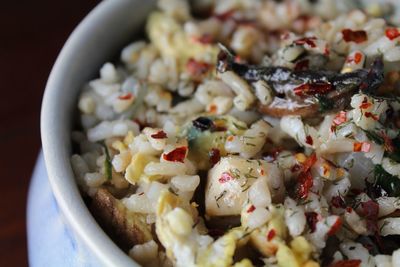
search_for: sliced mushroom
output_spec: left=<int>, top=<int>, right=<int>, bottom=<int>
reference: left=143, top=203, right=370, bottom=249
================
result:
left=90, top=188, right=153, bottom=251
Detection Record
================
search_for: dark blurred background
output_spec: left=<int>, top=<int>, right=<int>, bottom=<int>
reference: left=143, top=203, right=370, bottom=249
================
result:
left=0, top=1, right=99, bottom=265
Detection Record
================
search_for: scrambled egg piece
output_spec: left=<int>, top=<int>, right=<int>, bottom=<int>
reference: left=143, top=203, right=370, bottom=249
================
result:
left=276, top=237, right=318, bottom=267
left=156, top=191, right=253, bottom=267
left=146, top=12, right=219, bottom=68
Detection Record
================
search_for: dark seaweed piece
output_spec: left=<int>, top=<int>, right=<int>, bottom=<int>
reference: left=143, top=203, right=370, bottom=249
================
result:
left=217, top=46, right=385, bottom=117
left=373, top=164, right=400, bottom=197
left=192, top=116, right=215, bottom=131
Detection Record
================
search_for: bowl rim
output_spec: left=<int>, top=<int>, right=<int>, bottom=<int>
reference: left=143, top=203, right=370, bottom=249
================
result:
left=40, top=0, right=154, bottom=266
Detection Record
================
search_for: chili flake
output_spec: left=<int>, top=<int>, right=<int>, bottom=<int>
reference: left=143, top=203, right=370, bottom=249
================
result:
left=342, top=29, right=368, bottom=43
left=353, top=142, right=371, bottom=153
left=247, top=205, right=256, bottom=213
left=293, top=36, right=317, bottom=48
left=163, top=146, right=187, bottom=163
left=186, top=58, right=211, bottom=79
left=359, top=97, right=372, bottom=109
left=327, top=217, right=342, bottom=236
left=331, top=196, right=346, bottom=209
left=297, top=171, right=313, bottom=199
left=305, top=212, right=319, bottom=233
left=293, top=82, right=333, bottom=97
left=385, top=28, right=400, bottom=40
left=302, top=153, right=317, bottom=172
left=151, top=130, right=167, bottom=139
left=208, top=104, right=218, bottom=114
left=118, top=92, right=133, bottom=100
left=209, top=148, right=221, bottom=167
left=305, top=135, right=313, bottom=146
left=267, top=229, right=276, bottom=241
left=294, top=59, right=309, bottom=71
left=364, top=112, right=378, bottom=121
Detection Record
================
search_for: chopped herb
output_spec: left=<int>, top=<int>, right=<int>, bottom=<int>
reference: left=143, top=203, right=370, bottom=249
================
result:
left=379, top=220, right=389, bottom=232
left=168, top=187, right=178, bottom=196
left=230, top=168, right=241, bottom=179
left=215, top=190, right=227, bottom=208
left=245, top=142, right=256, bottom=146
left=102, top=143, right=113, bottom=181
left=241, top=185, right=251, bottom=192
left=232, top=121, right=247, bottom=130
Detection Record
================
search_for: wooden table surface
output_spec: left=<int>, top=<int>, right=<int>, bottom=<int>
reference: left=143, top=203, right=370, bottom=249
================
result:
left=0, top=1, right=99, bottom=265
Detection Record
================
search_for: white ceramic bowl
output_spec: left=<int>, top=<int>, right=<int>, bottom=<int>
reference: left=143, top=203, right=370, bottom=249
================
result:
left=40, top=1, right=156, bottom=266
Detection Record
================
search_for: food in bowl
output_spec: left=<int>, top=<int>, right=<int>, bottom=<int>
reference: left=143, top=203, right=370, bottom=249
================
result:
left=70, top=0, right=400, bottom=266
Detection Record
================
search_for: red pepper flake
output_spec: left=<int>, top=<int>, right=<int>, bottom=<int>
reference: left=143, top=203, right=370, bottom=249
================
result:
left=193, top=34, right=214, bottom=44
left=227, top=135, right=234, bottom=142
left=331, top=196, right=346, bottom=209
left=138, top=192, right=144, bottom=196
left=293, top=82, right=333, bottom=97
left=294, top=59, right=309, bottom=71
left=151, top=130, right=167, bottom=139
left=162, top=146, right=187, bottom=163
left=209, top=148, right=221, bottom=167
left=327, top=217, right=342, bottom=236
left=118, top=92, right=133, bottom=100
left=305, top=135, right=313, bottom=146
left=234, top=55, right=242, bottom=63
left=267, top=229, right=276, bottom=241
left=186, top=58, right=211, bottom=80
left=347, top=52, right=363, bottom=64
left=247, top=205, right=256, bottom=213
left=260, top=169, right=265, bottom=176
left=208, top=104, right=218, bottom=114
left=293, top=36, right=317, bottom=48
left=218, top=172, right=234, bottom=183
left=353, top=142, right=371, bottom=152
left=359, top=97, right=371, bottom=109
left=385, top=28, right=400, bottom=40
left=364, top=112, right=378, bottom=121
left=333, top=111, right=347, bottom=125
left=361, top=200, right=379, bottom=220
left=305, top=212, right=319, bottom=233
left=346, top=207, right=353, bottom=213
left=302, top=153, right=317, bottom=172
left=324, top=45, right=330, bottom=56
left=297, top=171, right=313, bottom=199
left=342, top=29, right=368, bottom=43
left=329, top=259, right=361, bottom=267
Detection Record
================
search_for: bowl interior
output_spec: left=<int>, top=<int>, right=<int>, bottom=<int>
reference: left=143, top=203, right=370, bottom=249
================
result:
left=41, top=1, right=156, bottom=266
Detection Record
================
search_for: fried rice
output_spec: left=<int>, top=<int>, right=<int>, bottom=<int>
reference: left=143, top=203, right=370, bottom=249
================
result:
left=71, top=0, right=400, bottom=266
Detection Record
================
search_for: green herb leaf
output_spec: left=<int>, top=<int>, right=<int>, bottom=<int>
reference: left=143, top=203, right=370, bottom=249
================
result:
left=374, top=164, right=400, bottom=197
left=102, top=143, right=113, bottom=181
